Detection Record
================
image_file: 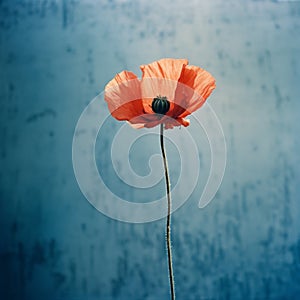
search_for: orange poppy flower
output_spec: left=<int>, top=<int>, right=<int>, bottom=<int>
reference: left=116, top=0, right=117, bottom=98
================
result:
left=104, top=58, right=216, bottom=129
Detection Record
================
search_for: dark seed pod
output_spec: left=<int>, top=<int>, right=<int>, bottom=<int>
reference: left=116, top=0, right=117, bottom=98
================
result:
left=152, top=96, right=170, bottom=115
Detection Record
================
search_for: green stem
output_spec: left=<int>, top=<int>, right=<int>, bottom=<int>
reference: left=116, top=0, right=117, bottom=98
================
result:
left=160, top=123, right=175, bottom=300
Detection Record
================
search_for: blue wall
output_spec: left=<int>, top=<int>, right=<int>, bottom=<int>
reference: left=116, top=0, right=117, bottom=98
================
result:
left=1, top=0, right=300, bottom=299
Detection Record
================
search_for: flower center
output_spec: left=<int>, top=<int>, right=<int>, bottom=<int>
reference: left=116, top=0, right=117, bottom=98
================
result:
left=151, top=96, right=170, bottom=115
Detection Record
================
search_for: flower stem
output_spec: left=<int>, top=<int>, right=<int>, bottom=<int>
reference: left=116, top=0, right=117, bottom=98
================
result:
left=160, top=123, right=175, bottom=300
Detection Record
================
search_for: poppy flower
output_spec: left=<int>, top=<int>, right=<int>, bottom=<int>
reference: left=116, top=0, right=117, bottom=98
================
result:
left=104, top=58, right=216, bottom=129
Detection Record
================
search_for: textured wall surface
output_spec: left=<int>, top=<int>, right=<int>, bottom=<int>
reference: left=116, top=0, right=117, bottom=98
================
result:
left=1, top=0, right=300, bottom=299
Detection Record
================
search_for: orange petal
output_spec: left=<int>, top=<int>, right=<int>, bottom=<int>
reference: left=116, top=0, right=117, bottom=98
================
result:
left=140, top=58, right=189, bottom=81
left=164, top=117, right=190, bottom=129
left=140, top=59, right=189, bottom=114
left=140, top=79, right=179, bottom=114
left=126, top=113, right=162, bottom=129
left=127, top=114, right=185, bottom=129
left=179, top=65, right=216, bottom=100
left=175, top=65, right=216, bottom=118
left=104, top=71, right=144, bottom=121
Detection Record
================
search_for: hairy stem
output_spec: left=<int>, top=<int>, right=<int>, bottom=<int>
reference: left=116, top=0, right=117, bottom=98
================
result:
left=160, top=123, right=175, bottom=300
